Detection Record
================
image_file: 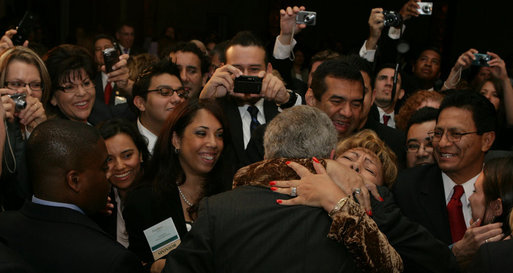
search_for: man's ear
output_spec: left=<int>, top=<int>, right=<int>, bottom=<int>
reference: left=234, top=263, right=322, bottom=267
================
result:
left=398, top=88, right=405, bottom=100
left=172, top=132, right=181, bottom=151
left=66, top=170, right=81, bottom=193
left=481, top=131, right=496, bottom=152
left=202, top=73, right=208, bottom=86
left=370, top=89, right=376, bottom=105
left=305, top=88, right=317, bottom=107
left=133, top=96, right=146, bottom=112
left=491, top=198, right=503, bottom=217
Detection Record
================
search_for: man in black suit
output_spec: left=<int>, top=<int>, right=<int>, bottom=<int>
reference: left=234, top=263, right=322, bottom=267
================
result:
left=393, top=91, right=502, bottom=267
left=200, top=31, right=300, bottom=170
left=0, top=119, right=143, bottom=273
left=89, top=34, right=136, bottom=125
left=162, top=105, right=458, bottom=273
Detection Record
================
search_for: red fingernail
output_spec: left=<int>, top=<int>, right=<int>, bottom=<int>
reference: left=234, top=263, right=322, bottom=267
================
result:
left=269, top=181, right=276, bottom=186
left=270, top=187, right=277, bottom=191
left=312, top=157, right=320, bottom=163
left=285, top=161, right=291, bottom=165
left=276, top=199, right=283, bottom=204
left=379, top=197, right=384, bottom=202
left=366, top=210, right=373, bottom=216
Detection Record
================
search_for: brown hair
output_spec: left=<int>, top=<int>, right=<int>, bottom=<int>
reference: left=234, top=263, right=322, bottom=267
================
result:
left=395, top=90, right=444, bottom=131
left=336, top=129, right=398, bottom=187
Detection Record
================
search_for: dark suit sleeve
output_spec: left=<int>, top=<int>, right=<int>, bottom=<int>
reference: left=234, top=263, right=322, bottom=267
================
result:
left=107, top=251, right=145, bottom=273
left=163, top=198, right=215, bottom=273
left=372, top=187, right=460, bottom=273
left=467, top=244, right=491, bottom=273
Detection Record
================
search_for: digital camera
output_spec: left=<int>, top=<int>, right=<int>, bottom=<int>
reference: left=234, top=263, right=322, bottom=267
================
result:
left=296, top=11, right=316, bottom=26
left=383, top=10, right=402, bottom=28
left=472, top=53, right=491, bottom=67
left=12, top=11, right=36, bottom=46
left=417, top=2, right=433, bottom=15
left=102, top=47, right=119, bottom=73
left=9, top=93, right=27, bottom=112
left=234, top=76, right=262, bottom=94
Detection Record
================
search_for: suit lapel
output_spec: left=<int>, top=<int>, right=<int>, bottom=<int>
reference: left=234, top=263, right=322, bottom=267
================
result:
left=263, top=100, right=279, bottom=121
left=220, top=97, right=246, bottom=163
left=418, top=165, right=452, bottom=244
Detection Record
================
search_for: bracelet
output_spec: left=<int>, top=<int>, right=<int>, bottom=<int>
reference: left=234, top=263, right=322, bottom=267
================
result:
left=328, top=196, right=349, bottom=218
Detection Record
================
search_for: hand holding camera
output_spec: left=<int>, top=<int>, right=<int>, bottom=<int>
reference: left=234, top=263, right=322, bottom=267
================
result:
left=487, top=52, right=509, bottom=81
left=102, top=49, right=131, bottom=92
left=279, top=6, right=307, bottom=46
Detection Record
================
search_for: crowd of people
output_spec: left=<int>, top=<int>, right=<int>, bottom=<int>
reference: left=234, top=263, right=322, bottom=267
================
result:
left=0, top=1, right=512, bottom=272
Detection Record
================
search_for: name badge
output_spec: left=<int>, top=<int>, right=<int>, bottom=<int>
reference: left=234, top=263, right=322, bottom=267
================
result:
left=143, top=217, right=181, bottom=260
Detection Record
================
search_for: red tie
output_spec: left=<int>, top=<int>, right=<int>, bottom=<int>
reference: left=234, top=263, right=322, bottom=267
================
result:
left=383, top=115, right=391, bottom=126
left=447, top=185, right=467, bottom=243
left=104, top=82, right=113, bottom=104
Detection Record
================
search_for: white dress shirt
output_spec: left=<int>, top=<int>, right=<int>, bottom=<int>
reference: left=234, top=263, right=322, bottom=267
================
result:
left=359, top=26, right=406, bottom=62
left=442, top=172, right=480, bottom=228
left=238, top=99, right=266, bottom=149
left=377, top=106, right=396, bottom=128
left=137, top=118, right=157, bottom=154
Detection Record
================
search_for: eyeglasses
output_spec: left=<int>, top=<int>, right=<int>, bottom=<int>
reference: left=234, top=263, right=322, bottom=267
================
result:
left=428, top=129, right=479, bottom=143
left=5, top=81, right=43, bottom=91
left=57, top=80, right=95, bottom=93
left=147, top=86, right=189, bottom=98
left=406, top=141, right=434, bottom=153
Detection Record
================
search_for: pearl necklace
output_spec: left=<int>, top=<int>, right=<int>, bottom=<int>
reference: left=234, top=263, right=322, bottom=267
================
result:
left=178, top=186, right=193, bottom=207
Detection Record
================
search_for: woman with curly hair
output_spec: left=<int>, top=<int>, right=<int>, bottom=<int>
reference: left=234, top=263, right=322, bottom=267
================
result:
left=395, top=90, right=443, bottom=131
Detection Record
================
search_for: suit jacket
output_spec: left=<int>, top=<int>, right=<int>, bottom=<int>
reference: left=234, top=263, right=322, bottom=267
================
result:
left=0, top=237, right=35, bottom=273
left=123, top=184, right=188, bottom=265
left=363, top=116, right=407, bottom=169
left=469, top=239, right=513, bottom=272
left=217, top=96, right=280, bottom=169
left=0, top=202, right=143, bottom=273
left=393, top=164, right=452, bottom=245
left=88, top=73, right=136, bottom=125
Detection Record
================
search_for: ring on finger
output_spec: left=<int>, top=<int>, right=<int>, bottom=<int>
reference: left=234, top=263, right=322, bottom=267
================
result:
left=354, top=188, right=361, bottom=195
left=485, top=239, right=489, bottom=243
left=290, top=187, right=297, bottom=197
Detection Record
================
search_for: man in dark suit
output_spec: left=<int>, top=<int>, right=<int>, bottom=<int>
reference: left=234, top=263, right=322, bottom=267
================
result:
left=200, top=31, right=300, bottom=169
left=393, top=91, right=502, bottom=267
left=89, top=34, right=136, bottom=125
left=0, top=119, right=143, bottom=273
left=163, top=105, right=458, bottom=273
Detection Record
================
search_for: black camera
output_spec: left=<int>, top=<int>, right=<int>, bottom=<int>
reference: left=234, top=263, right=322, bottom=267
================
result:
left=102, top=47, right=119, bottom=73
left=472, top=53, right=491, bottom=67
left=12, top=11, right=36, bottom=46
left=383, top=10, right=402, bottom=28
left=296, top=11, right=316, bottom=26
left=234, top=76, right=262, bottom=94
left=9, top=94, right=27, bottom=112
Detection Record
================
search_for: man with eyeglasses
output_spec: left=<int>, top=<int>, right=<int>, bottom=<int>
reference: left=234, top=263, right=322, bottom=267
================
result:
left=405, top=107, right=437, bottom=168
left=132, top=60, right=187, bottom=153
left=393, top=90, right=501, bottom=268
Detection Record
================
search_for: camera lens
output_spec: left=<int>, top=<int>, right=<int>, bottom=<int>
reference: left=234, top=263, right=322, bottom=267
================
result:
left=304, top=14, right=315, bottom=23
left=422, top=5, right=431, bottom=13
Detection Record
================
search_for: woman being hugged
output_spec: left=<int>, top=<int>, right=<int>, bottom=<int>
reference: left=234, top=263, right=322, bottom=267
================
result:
left=123, top=97, right=230, bottom=270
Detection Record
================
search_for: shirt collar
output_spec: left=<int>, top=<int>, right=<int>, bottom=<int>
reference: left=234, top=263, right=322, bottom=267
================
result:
left=442, top=171, right=480, bottom=204
left=32, top=196, right=85, bottom=214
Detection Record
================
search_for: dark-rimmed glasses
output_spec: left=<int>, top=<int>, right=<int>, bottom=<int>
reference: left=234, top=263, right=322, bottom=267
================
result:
left=147, top=86, right=189, bottom=98
left=428, top=129, right=479, bottom=143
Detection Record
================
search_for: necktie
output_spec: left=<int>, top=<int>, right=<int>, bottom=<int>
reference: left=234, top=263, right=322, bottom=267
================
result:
left=447, top=185, right=467, bottom=243
left=247, top=105, right=261, bottom=133
left=383, top=115, right=391, bottom=126
left=123, top=48, right=129, bottom=54
left=104, top=82, right=113, bottom=104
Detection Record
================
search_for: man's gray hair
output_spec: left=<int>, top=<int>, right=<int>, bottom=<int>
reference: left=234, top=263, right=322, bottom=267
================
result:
left=264, top=105, right=337, bottom=159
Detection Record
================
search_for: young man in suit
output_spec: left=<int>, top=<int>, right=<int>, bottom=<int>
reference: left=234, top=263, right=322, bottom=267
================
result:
left=0, top=119, right=143, bottom=273
left=393, top=90, right=502, bottom=267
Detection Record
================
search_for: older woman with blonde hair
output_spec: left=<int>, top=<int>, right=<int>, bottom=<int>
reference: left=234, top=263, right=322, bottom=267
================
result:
left=336, top=129, right=398, bottom=188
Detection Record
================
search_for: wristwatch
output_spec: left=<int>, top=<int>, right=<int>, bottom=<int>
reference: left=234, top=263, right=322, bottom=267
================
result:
left=278, top=89, right=297, bottom=109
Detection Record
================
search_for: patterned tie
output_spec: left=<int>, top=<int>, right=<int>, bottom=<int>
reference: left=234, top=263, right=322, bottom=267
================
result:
left=383, top=115, right=391, bottom=126
left=104, top=82, right=113, bottom=104
left=247, top=105, right=261, bottom=133
left=447, top=185, right=467, bottom=243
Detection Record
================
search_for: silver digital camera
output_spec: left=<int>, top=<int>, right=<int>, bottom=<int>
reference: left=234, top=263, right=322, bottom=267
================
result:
left=296, top=11, right=316, bottom=26
left=9, top=93, right=27, bottom=112
left=417, top=2, right=433, bottom=15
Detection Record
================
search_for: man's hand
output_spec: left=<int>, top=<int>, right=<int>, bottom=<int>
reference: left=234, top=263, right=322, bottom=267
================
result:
left=0, top=29, right=29, bottom=52
left=399, top=0, right=421, bottom=21
left=199, top=64, right=242, bottom=99
left=366, top=8, right=385, bottom=50
left=454, top=48, right=479, bottom=71
left=259, top=63, right=289, bottom=104
left=103, top=53, right=132, bottom=95
left=452, top=219, right=503, bottom=267
left=278, top=6, right=307, bottom=45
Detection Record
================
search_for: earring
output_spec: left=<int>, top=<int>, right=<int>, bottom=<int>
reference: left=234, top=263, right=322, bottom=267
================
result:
left=174, top=148, right=180, bottom=154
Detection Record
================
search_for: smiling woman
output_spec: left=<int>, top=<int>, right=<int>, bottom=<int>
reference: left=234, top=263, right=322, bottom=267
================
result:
left=123, top=98, right=231, bottom=268
left=43, top=44, right=96, bottom=123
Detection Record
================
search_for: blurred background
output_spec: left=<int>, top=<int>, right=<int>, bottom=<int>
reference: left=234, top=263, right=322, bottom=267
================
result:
left=0, top=0, right=511, bottom=77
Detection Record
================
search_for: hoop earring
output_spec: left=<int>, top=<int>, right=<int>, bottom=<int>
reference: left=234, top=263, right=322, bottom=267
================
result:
left=174, top=148, right=180, bottom=154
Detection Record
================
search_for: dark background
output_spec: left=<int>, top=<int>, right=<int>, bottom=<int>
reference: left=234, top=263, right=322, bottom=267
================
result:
left=1, top=0, right=512, bottom=77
